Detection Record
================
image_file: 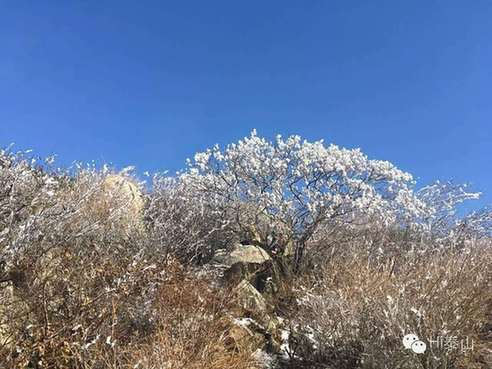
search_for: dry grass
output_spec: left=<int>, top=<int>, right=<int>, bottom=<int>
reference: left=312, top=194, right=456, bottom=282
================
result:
left=123, top=266, right=260, bottom=369
left=0, top=259, right=261, bottom=369
left=281, top=242, right=492, bottom=369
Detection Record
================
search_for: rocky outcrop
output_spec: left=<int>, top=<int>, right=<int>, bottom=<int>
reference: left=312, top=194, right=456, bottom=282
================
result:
left=102, top=174, right=144, bottom=217
left=232, top=280, right=283, bottom=355
left=213, top=244, right=271, bottom=267
left=210, top=244, right=289, bottom=359
left=235, top=279, right=268, bottom=312
left=79, top=174, right=146, bottom=237
left=213, top=244, right=273, bottom=288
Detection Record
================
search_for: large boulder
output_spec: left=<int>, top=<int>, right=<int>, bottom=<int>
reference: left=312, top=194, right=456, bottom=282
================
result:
left=79, top=174, right=146, bottom=236
left=235, top=279, right=268, bottom=313
left=213, top=244, right=271, bottom=267
left=102, top=174, right=144, bottom=216
left=232, top=280, right=284, bottom=356
left=213, top=244, right=272, bottom=287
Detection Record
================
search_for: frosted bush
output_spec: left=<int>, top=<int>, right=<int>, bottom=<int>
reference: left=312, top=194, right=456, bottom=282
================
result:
left=181, top=130, right=428, bottom=266
left=416, top=181, right=492, bottom=244
left=146, top=175, right=235, bottom=263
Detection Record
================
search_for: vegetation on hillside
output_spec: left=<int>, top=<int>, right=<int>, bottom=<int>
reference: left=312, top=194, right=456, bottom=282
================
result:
left=0, top=132, right=490, bottom=369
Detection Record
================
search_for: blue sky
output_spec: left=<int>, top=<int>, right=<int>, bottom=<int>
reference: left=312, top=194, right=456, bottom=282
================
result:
left=1, top=1, right=491, bottom=207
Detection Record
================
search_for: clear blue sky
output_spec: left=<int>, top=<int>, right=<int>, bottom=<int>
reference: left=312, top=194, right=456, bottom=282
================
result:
left=1, top=1, right=491, bottom=207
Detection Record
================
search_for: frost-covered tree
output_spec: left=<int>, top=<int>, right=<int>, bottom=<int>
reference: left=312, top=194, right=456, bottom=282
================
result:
left=180, top=130, right=428, bottom=266
left=417, top=181, right=492, bottom=243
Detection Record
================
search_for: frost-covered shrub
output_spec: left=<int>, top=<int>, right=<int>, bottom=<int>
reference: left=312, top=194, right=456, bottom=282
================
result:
left=180, top=130, right=429, bottom=267
left=0, top=149, right=146, bottom=276
left=145, top=131, right=491, bottom=267
left=0, top=149, right=263, bottom=368
left=416, top=181, right=492, bottom=244
left=283, top=243, right=492, bottom=369
left=145, top=175, right=236, bottom=264
left=0, top=149, right=61, bottom=272
left=0, top=151, right=160, bottom=368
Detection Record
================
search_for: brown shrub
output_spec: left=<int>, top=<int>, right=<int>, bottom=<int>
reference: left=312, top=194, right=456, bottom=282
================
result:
left=281, top=242, right=492, bottom=369
left=123, top=268, right=261, bottom=369
left=1, top=256, right=263, bottom=369
left=0, top=164, right=157, bottom=368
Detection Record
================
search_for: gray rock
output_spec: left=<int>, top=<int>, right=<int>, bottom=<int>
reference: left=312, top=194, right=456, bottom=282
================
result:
left=213, top=244, right=272, bottom=266
left=235, top=279, right=268, bottom=313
